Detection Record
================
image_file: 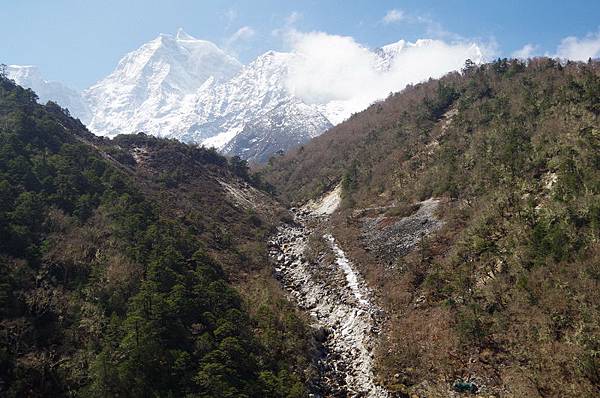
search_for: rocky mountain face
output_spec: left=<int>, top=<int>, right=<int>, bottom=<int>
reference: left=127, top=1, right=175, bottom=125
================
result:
left=222, top=98, right=333, bottom=163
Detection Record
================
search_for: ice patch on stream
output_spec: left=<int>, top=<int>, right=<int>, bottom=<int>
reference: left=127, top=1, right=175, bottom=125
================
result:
left=269, top=186, right=389, bottom=397
left=324, top=234, right=369, bottom=307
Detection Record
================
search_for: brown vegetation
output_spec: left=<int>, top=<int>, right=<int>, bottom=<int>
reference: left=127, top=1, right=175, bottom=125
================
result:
left=264, top=57, right=600, bottom=397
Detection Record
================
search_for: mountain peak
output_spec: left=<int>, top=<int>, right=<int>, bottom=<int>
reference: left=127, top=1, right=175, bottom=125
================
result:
left=252, top=50, right=294, bottom=68
left=379, top=40, right=406, bottom=55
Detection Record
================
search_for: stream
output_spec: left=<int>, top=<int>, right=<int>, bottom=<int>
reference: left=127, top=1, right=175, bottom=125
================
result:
left=268, top=189, right=389, bottom=397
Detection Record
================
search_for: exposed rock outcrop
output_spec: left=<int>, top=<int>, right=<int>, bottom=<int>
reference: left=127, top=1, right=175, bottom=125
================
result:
left=361, top=198, right=443, bottom=268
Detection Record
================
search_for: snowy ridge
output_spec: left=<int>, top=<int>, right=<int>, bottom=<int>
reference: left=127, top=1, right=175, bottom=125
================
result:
left=8, top=31, right=485, bottom=161
left=82, top=37, right=335, bottom=159
left=6, top=65, right=91, bottom=123
left=222, top=98, right=332, bottom=162
left=186, top=51, right=300, bottom=145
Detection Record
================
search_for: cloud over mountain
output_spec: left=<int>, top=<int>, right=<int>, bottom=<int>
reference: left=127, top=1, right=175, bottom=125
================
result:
left=7, top=29, right=492, bottom=160
left=512, top=43, right=539, bottom=59
left=284, top=30, right=486, bottom=119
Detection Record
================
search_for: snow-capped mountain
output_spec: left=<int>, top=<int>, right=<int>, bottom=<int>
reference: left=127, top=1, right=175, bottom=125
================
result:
left=222, top=98, right=333, bottom=163
left=6, top=65, right=91, bottom=123
left=189, top=51, right=303, bottom=146
left=83, top=32, right=336, bottom=161
left=84, top=29, right=242, bottom=138
left=375, top=40, right=410, bottom=71
left=8, top=31, right=485, bottom=162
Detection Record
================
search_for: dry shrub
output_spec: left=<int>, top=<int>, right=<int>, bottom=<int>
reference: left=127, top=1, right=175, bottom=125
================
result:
left=43, top=209, right=107, bottom=282
left=385, top=202, right=421, bottom=218
left=105, top=252, right=142, bottom=288
left=378, top=306, right=458, bottom=387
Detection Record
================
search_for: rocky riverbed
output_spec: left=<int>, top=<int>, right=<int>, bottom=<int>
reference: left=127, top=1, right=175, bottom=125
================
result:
left=268, top=188, right=389, bottom=397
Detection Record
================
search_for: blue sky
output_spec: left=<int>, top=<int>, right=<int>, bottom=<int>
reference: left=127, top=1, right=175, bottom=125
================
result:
left=1, top=0, right=599, bottom=89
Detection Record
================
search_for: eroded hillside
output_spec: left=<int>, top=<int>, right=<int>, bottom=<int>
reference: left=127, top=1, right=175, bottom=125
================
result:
left=264, top=58, right=600, bottom=397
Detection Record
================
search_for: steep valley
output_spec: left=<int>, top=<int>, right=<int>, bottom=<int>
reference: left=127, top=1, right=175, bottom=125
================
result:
left=0, top=76, right=315, bottom=397
left=1, top=56, right=600, bottom=398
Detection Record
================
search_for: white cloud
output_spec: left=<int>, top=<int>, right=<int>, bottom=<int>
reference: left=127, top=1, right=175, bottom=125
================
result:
left=284, top=30, right=488, bottom=119
left=272, top=12, right=303, bottom=37
left=230, top=26, right=255, bottom=42
left=512, top=43, right=539, bottom=59
left=225, top=26, right=255, bottom=47
left=223, top=26, right=256, bottom=56
left=382, top=9, right=405, bottom=24
left=555, top=32, right=600, bottom=61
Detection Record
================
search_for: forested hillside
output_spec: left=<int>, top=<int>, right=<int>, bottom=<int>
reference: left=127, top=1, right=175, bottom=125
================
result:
left=2, top=54, right=599, bottom=397
left=0, top=76, right=313, bottom=397
left=264, top=58, right=600, bottom=396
